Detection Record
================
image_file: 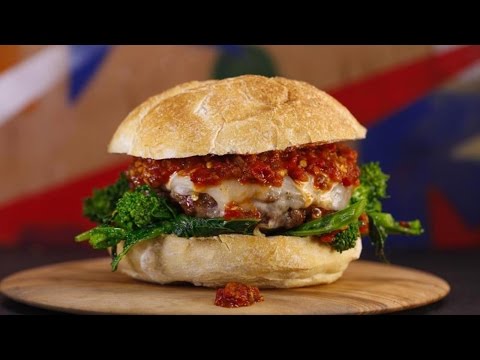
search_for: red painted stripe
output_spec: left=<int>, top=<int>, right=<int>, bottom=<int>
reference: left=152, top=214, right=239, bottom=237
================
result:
left=330, top=45, right=480, bottom=127
left=1, top=46, right=480, bottom=245
left=0, top=162, right=128, bottom=245
left=427, top=187, right=480, bottom=249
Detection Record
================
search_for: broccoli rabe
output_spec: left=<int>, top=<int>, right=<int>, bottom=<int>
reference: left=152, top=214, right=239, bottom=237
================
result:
left=351, top=162, right=389, bottom=213
left=285, top=199, right=365, bottom=237
left=330, top=222, right=360, bottom=253
left=83, top=173, right=129, bottom=223
left=111, top=223, right=176, bottom=270
left=172, top=215, right=260, bottom=237
left=369, top=212, right=423, bottom=236
left=351, top=162, right=424, bottom=261
left=114, top=185, right=177, bottom=230
left=75, top=225, right=126, bottom=249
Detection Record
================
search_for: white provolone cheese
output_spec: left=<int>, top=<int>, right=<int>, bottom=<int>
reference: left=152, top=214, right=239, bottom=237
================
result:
left=166, top=172, right=353, bottom=220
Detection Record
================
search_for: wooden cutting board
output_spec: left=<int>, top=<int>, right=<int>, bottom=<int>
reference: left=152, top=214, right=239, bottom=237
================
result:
left=0, top=258, right=449, bottom=315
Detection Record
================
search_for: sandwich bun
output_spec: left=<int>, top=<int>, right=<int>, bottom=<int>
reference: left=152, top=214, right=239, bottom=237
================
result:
left=109, top=75, right=366, bottom=288
left=108, top=75, right=366, bottom=159
left=117, top=234, right=362, bottom=288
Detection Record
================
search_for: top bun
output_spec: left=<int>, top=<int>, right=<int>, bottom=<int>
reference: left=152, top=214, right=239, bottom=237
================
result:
left=108, top=75, right=366, bottom=160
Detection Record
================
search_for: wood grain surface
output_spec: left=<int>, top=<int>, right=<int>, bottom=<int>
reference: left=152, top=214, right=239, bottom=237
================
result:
left=0, top=258, right=450, bottom=315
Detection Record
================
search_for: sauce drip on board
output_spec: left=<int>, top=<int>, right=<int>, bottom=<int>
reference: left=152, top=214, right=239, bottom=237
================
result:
left=214, top=282, right=264, bottom=308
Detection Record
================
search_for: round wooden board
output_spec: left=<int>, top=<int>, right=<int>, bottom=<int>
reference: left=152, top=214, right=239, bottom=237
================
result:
left=0, top=258, right=449, bottom=315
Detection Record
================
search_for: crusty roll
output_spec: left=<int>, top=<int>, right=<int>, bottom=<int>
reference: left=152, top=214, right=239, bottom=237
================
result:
left=109, top=75, right=366, bottom=289
left=117, top=235, right=362, bottom=288
left=108, top=75, right=366, bottom=160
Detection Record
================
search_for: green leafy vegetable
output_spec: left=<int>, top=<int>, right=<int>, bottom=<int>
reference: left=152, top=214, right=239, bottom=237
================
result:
left=111, top=223, right=175, bottom=270
left=351, top=162, right=389, bottom=213
left=330, top=222, right=360, bottom=253
left=367, top=214, right=388, bottom=261
left=114, top=185, right=177, bottom=230
left=75, top=225, right=126, bottom=249
left=368, top=212, right=423, bottom=236
left=83, top=173, right=129, bottom=223
left=285, top=199, right=366, bottom=237
left=172, top=215, right=259, bottom=237
left=367, top=212, right=424, bottom=261
left=350, top=162, right=424, bottom=261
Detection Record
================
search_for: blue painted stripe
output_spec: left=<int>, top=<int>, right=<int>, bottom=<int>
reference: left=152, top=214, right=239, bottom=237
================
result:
left=68, top=45, right=111, bottom=103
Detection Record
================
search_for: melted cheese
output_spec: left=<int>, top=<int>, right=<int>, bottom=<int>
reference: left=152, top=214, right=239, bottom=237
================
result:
left=166, top=172, right=353, bottom=219
left=295, top=176, right=353, bottom=210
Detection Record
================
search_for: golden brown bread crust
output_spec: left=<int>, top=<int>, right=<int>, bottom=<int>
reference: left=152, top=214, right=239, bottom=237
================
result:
left=110, top=75, right=365, bottom=288
left=117, top=234, right=362, bottom=288
left=108, top=75, right=366, bottom=159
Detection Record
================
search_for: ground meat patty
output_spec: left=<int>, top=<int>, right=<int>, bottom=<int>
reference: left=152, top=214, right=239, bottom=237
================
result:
left=170, top=192, right=219, bottom=218
left=170, top=190, right=306, bottom=230
left=258, top=208, right=306, bottom=230
left=283, top=209, right=307, bottom=228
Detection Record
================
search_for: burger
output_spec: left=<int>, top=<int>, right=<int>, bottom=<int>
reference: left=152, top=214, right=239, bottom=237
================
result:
left=76, top=75, right=423, bottom=288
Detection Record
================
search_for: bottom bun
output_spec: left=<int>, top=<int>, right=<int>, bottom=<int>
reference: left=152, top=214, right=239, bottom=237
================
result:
left=117, top=234, right=362, bottom=288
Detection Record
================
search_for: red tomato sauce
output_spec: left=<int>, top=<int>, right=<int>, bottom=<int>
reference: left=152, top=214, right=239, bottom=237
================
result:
left=359, top=213, right=369, bottom=235
left=214, top=282, right=264, bottom=308
left=127, top=143, right=360, bottom=190
left=317, top=230, right=342, bottom=243
left=224, top=202, right=262, bottom=220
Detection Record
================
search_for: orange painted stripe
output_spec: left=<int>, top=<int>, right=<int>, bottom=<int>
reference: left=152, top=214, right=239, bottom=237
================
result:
left=0, top=45, right=21, bottom=73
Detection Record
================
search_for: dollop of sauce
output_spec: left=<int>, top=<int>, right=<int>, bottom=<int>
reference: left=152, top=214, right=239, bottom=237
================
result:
left=224, top=202, right=262, bottom=220
left=127, top=143, right=360, bottom=191
left=317, top=230, right=342, bottom=243
left=359, top=213, right=370, bottom=235
left=214, top=282, right=264, bottom=308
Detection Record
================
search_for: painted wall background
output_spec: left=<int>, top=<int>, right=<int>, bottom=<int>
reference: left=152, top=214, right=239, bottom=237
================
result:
left=1, top=45, right=479, bottom=250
